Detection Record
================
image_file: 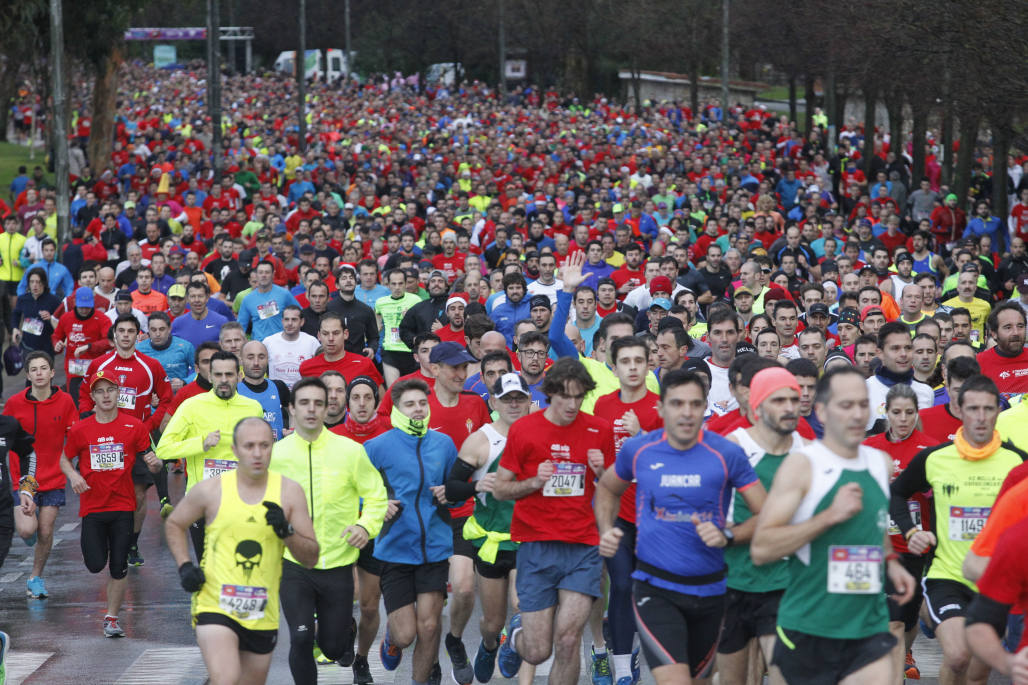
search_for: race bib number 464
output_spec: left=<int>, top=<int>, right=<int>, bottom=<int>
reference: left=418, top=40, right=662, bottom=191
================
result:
left=949, top=506, right=990, bottom=541
left=827, top=545, right=882, bottom=594
left=542, top=462, right=586, bottom=497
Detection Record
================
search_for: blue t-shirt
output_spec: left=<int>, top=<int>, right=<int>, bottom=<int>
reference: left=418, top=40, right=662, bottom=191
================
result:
left=171, top=310, right=228, bottom=348
left=356, top=284, right=390, bottom=309
left=616, top=428, right=758, bottom=597
left=463, top=372, right=490, bottom=402
left=238, top=285, right=299, bottom=341
left=137, top=336, right=196, bottom=382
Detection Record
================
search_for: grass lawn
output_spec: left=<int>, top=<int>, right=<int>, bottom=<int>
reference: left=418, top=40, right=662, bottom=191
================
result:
left=0, top=141, right=49, bottom=203
left=757, top=85, right=806, bottom=101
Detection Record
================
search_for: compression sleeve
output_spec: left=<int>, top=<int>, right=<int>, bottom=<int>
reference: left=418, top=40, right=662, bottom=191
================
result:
left=889, top=447, right=932, bottom=536
left=548, top=290, right=579, bottom=359
left=445, top=458, right=478, bottom=502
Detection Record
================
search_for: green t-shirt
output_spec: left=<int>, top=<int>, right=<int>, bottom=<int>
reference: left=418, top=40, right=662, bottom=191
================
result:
left=375, top=293, right=422, bottom=352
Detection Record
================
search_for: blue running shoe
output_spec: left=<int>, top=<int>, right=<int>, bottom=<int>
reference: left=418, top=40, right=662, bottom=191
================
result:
left=919, top=617, right=936, bottom=640
left=631, top=646, right=641, bottom=683
left=474, top=639, right=498, bottom=683
left=379, top=628, right=402, bottom=671
left=496, top=613, right=523, bottom=678
left=615, top=678, right=633, bottom=685
left=23, top=531, right=36, bottom=547
left=591, top=647, right=613, bottom=685
left=26, top=575, right=47, bottom=599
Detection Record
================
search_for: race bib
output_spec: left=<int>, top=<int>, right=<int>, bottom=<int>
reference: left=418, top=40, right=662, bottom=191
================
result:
left=203, top=458, right=237, bottom=481
left=389, top=326, right=400, bottom=344
left=117, top=387, right=137, bottom=410
left=68, top=358, right=92, bottom=377
left=888, top=501, right=922, bottom=536
left=827, top=545, right=882, bottom=594
left=256, top=301, right=279, bottom=320
left=89, top=443, right=125, bottom=471
left=21, top=317, right=43, bottom=336
left=218, top=584, right=267, bottom=620
left=543, top=462, right=586, bottom=497
left=949, top=506, right=989, bottom=541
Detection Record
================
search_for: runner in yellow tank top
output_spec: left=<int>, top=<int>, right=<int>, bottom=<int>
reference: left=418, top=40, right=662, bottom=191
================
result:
left=166, top=417, right=319, bottom=685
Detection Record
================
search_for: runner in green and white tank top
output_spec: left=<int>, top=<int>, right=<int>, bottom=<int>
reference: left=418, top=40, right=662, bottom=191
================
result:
left=750, top=367, right=917, bottom=685
left=374, top=290, right=421, bottom=353
left=443, top=372, right=532, bottom=683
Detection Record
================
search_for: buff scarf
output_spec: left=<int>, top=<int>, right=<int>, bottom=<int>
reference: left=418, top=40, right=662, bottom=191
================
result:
left=391, top=405, right=430, bottom=437
left=953, top=427, right=1001, bottom=462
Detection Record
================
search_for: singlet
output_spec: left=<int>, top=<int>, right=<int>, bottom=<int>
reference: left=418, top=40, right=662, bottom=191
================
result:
left=469, top=424, right=517, bottom=551
left=375, top=293, right=421, bottom=352
left=911, top=252, right=939, bottom=282
left=776, top=443, right=891, bottom=640
left=725, top=428, right=804, bottom=593
left=236, top=380, right=285, bottom=439
left=192, top=470, right=285, bottom=632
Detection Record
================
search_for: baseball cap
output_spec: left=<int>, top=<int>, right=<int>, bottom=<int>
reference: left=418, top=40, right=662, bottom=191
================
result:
left=88, top=370, right=119, bottom=392
left=733, top=286, right=754, bottom=299
left=735, top=341, right=756, bottom=355
left=75, top=286, right=94, bottom=308
left=492, top=372, right=530, bottom=399
left=895, top=252, right=914, bottom=265
left=649, top=276, right=673, bottom=295
left=960, top=262, right=979, bottom=273
left=529, top=295, right=551, bottom=310
left=168, top=284, right=186, bottom=299
left=428, top=269, right=446, bottom=281
left=808, top=303, right=830, bottom=317
left=298, top=244, right=316, bottom=255
left=820, top=259, right=838, bottom=273
left=861, top=305, right=885, bottom=321
left=858, top=265, right=876, bottom=275
left=429, top=341, right=477, bottom=366
left=838, top=307, right=861, bottom=326
left=114, top=290, right=133, bottom=303
left=649, top=297, right=672, bottom=311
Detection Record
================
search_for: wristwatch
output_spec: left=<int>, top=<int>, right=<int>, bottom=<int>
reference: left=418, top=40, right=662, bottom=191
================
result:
left=721, top=527, right=735, bottom=548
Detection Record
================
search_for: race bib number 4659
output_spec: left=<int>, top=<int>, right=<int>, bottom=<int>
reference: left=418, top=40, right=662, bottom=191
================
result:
left=89, top=443, right=125, bottom=471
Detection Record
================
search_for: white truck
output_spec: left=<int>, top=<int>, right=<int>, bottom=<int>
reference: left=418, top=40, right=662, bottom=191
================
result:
left=273, top=49, right=351, bottom=83
left=426, top=62, right=463, bottom=87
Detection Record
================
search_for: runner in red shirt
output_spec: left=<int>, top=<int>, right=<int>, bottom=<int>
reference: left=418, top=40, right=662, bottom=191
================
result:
left=863, top=384, right=935, bottom=679
left=52, top=287, right=112, bottom=400
left=610, top=244, right=647, bottom=299
left=976, top=302, right=1028, bottom=404
left=494, top=357, right=615, bottom=683
left=435, top=294, right=468, bottom=345
left=59, top=370, right=159, bottom=638
left=591, top=337, right=663, bottom=679
left=377, top=334, right=439, bottom=417
left=81, top=313, right=173, bottom=566
left=298, top=312, right=384, bottom=389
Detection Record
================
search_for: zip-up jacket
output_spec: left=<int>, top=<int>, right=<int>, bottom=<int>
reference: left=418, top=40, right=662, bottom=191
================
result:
left=365, top=428, right=457, bottom=565
left=270, top=428, right=388, bottom=569
left=3, top=386, right=77, bottom=491
left=51, top=309, right=112, bottom=380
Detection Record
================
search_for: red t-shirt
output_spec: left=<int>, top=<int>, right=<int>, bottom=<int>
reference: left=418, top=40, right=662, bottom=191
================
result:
left=435, top=326, right=467, bottom=345
left=863, top=429, right=934, bottom=554
left=431, top=254, right=462, bottom=284
left=918, top=404, right=963, bottom=444
left=592, top=390, right=663, bottom=524
left=429, top=391, right=491, bottom=518
left=974, top=515, right=1028, bottom=650
left=299, top=352, right=385, bottom=386
left=977, top=348, right=1028, bottom=402
left=81, top=350, right=173, bottom=432
left=610, top=265, right=646, bottom=295
left=65, top=413, right=151, bottom=516
left=377, top=369, right=436, bottom=416
left=501, top=410, right=615, bottom=545
left=705, top=408, right=816, bottom=440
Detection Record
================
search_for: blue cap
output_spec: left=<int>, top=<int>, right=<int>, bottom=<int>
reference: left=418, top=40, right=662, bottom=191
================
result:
left=75, top=286, right=94, bottom=308
left=429, top=341, right=477, bottom=366
left=649, top=297, right=672, bottom=311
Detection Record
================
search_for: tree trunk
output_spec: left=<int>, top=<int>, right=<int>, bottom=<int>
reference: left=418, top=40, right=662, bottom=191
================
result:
left=941, top=103, right=955, bottom=188
left=992, top=120, right=1012, bottom=221
left=689, top=60, right=699, bottom=120
left=803, top=75, right=815, bottom=134
left=87, top=45, right=122, bottom=174
left=862, top=86, right=876, bottom=182
left=631, top=60, right=641, bottom=112
left=911, top=101, right=927, bottom=187
left=0, top=62, right=17, bottom=140
left=886, top=94, right=903, bottom=166
left=952, top=113, right=980, bottom=207
left=788, top=74, right=797, bottom=125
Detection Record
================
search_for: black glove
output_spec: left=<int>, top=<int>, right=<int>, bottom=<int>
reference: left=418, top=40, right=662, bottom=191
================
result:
left=263, top=500, right=294, bottom=539
left=178, top=561, right=206, bottom=592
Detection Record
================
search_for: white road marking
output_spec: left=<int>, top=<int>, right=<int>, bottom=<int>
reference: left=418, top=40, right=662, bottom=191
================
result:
left=58, top=522, right=80, bottom=533
left=1, top=571, right=22, bottom=582
left=6, top=651, right=54, bottom=685
left=115, top=647, right=207, bottom=684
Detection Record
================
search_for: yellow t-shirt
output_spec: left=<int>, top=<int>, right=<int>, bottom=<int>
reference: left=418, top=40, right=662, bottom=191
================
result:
left=941, top=296, right=991, bottom=343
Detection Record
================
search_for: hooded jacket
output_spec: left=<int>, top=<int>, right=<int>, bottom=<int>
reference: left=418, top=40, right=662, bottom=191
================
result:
left=3, top=386, right=77, bottom=491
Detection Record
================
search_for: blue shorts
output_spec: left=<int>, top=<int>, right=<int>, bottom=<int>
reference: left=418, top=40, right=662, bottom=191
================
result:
left=34, top=489, right=66, bottom=508
left=515, top=541, right=602, bottom=612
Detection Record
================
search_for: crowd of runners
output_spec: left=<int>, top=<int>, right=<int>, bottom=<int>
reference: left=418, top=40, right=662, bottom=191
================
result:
left=2, top=62, right=1028, bottom=685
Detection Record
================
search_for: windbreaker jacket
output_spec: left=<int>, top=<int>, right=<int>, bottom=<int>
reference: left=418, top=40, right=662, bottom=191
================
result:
left=3, top=386, right=77, bottom=491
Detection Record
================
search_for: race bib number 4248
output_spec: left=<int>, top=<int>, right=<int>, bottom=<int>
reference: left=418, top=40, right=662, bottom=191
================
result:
left=219, top=584, right=267, bottom=620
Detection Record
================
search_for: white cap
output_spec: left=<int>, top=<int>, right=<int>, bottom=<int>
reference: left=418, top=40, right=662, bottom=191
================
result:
left=493, top=372, right=530, bottom=399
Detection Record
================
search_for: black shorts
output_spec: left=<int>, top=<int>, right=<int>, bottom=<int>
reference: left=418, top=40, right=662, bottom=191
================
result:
left=357, top=538, right=383, bottom=576
left=196, top=612, right=278, bottom=655
left=80, top=510, right=133, bottom=579
left=772, top=627, right=897, bottom=685
left=717, top=588, right=784, bottom=654
left=379, top=559, right=449, bottom=614
left=886, top=554, right=927, bottom=630
left=632, top=579, right=724, bottom=678
left=474, top=549, right=517, bottom=580
left=923, top=577, right=975, bottom=627
left=381, top=350, right=416, bottom=376
left=451, top=515, right=475, bottom=559
left=131, top=456, right=154, bottom=487
left=0, top=492, right=14, bottom=567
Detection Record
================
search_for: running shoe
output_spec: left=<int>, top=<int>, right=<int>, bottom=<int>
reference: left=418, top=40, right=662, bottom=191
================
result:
left=127, top=546, right=144, bottom=567
left=905, top=650, right=920, bottom=680
left=103, top=615, right=125, bottom=638
left=445, top=633, right=474, bottom=685
left=0, top=630, right=9, bottom=685
left=338, top=617, right=357, bottom=667
left=160, top=497, right=174, bottom=519
left=171, top=459, right=184, bottom=473
left=379, top=627, right=402, bottom=671
left=473, top=638, right=498, bottom=683
left=26, top=575, right=47, bottom=599
left=631, top=646, right=640, bottom=683
left=919, top=617, right=935, bottom=640
left=615, top=678, right=633, bottom=685
left=313, top=643, right=333, bottom=664
left=428, top=661, right=442, bottom=685
left=591, top=647, right=613, bottom=685
left=352, top=654, right=374, bottom=685
left=496, top=613, right=522, bottom=678
left=23, top=531, right=36, bottom=547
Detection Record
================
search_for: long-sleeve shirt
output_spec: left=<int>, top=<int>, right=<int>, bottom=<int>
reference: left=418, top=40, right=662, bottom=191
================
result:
left=17, top=260, right=75, bottom=299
